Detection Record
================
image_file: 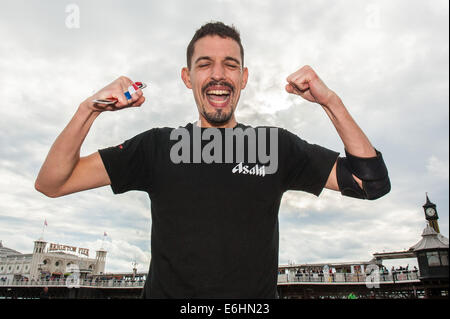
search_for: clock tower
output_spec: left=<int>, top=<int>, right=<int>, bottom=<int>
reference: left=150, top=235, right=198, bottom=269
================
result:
left=423, top=193, right=440, bottom=233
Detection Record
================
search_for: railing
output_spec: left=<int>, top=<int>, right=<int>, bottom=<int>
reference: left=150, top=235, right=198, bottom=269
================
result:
left=278, top=270, right=420, bottom=284
left=0, top=271, right=420, bottom=288
left=0, top=278, right=145, bottom=288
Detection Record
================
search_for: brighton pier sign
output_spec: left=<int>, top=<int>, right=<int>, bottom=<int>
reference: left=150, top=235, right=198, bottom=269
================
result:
left=48, top=243, right=89, bottom=257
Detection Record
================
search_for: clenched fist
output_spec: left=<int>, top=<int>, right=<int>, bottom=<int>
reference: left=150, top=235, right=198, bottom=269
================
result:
left=85, top=76, right=146, bottom=112
left=285, top=65, right=336, bottom=106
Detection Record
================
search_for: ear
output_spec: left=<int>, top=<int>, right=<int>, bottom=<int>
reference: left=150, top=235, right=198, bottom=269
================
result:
left=181, top=67, right=192, bottom=89
left=241, top=67, right=249, bottom=89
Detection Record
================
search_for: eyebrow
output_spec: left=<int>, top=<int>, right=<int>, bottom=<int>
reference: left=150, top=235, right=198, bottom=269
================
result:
left=195, top=56, right=241, bottom=66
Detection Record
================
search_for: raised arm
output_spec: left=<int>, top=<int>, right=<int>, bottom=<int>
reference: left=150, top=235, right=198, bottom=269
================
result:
left=286, top=65, right=390, bottom=200
left=35, top=76, right=145, bottom=197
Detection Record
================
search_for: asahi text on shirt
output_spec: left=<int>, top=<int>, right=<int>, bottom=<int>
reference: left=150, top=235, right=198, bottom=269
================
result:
left=170, top=126, right=278, bottom=175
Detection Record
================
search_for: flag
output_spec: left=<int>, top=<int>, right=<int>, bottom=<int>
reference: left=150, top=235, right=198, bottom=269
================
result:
left=44, top=219, right=48, bottom=227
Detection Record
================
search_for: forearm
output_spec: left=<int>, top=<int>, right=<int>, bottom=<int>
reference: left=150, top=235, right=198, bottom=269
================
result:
left=322, top=93, right=376, bottom=158
left=35, top=101, right=100, bottom=196
left=323, top=94, right=390, bottom=199
left=286, top=65, right=390, bottom=199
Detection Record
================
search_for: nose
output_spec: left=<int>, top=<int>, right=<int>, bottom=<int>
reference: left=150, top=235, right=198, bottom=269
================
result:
left=210, top=63, right=226, bottom=81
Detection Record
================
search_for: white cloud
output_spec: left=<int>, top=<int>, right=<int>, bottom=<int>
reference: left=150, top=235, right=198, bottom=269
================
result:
left=427, top=156, right=449, bottom=180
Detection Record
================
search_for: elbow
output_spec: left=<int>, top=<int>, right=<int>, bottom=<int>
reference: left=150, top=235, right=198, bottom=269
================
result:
left=336, top=158, right=391, bottom=200
left=34, top=180, right=61, bottom=198
left=337, top=153, right=391, bottom=201
left=364, top=176, right=391, bottom=200
left=338, top=174, right=391, bottom=201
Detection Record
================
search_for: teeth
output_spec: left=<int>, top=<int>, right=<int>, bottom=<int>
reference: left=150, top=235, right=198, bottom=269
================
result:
left=207, top=90, right=230, bottom=95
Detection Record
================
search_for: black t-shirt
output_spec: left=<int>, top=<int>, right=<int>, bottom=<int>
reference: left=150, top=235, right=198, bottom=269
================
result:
left=98, top=122, right=339, bottom=298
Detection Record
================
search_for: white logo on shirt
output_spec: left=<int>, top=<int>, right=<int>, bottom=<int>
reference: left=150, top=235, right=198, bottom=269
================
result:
left=232, top=162, right=266, bottom=177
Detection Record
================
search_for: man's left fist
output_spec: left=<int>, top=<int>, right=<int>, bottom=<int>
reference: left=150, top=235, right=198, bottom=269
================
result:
left=286, top=65, right=335, bottom=106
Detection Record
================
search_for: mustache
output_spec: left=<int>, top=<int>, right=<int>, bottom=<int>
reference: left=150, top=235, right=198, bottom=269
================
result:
left=202, top=81, right=234, bottom=95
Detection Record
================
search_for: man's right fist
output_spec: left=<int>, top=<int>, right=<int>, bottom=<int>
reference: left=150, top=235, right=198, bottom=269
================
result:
left=86, top=76, right=146, bottom=112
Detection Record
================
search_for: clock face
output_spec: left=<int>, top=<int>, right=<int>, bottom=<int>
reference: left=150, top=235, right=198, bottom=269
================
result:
left=425, top=207, right=436, bottom=217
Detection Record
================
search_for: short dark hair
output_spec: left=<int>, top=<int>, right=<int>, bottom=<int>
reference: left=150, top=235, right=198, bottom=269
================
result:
left=186, top=21, right=244, bottom=70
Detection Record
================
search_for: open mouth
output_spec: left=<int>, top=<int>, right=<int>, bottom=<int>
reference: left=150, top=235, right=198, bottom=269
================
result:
left=205, top=85, right=232, bottom=108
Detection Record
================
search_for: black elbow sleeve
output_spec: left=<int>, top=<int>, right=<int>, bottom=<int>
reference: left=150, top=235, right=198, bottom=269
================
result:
left=362, top=177, right=391, bottom=200
left=337, top=149, right=391, bottom=200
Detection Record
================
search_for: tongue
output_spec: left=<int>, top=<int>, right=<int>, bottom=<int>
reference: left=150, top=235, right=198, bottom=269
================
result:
left=208, top=94, right=229, bottom=102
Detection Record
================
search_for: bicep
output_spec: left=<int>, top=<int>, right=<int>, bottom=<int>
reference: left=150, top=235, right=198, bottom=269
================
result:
left=57, top=152, right=111, bottom=196
left=324, top=159, right=363, bottom=191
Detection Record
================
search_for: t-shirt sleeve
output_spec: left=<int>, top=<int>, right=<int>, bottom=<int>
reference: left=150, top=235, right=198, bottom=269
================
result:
left=281, top=129, right=339, bottom=196
left=98, top=129, right=156, bottom=194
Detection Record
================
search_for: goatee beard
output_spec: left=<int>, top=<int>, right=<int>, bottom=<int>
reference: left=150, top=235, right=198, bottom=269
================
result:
left=201, top=105, right=234, bottom=125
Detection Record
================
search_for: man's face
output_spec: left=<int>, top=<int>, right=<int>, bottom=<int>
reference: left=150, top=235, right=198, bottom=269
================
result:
left=182, top=35, right=248, bottom=127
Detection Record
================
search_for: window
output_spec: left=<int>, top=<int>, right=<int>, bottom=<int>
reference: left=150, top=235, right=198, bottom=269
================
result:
left=440, top=251, right=448, bottom=266
left=427, top=252, right=440, bottom=267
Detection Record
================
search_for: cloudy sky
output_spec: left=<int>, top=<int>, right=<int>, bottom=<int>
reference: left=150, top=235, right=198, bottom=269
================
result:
left=0, top=0, right=448, bottom=274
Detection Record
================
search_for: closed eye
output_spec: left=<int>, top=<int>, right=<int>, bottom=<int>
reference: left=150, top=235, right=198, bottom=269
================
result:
left=226, top=64, right=238, bottom=69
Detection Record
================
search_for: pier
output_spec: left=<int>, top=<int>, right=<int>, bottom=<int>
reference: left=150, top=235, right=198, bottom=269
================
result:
left=0, top=267, right=435, bottom=299
left=1, top=195, right=447, bottom=299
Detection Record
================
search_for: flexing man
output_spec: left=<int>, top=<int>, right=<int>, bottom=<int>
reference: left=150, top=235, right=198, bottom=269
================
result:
left=35, top=22, right=390, bottom=298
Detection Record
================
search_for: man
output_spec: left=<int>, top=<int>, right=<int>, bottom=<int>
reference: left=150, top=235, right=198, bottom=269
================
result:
left=35, top=22, right=390, bottom=298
